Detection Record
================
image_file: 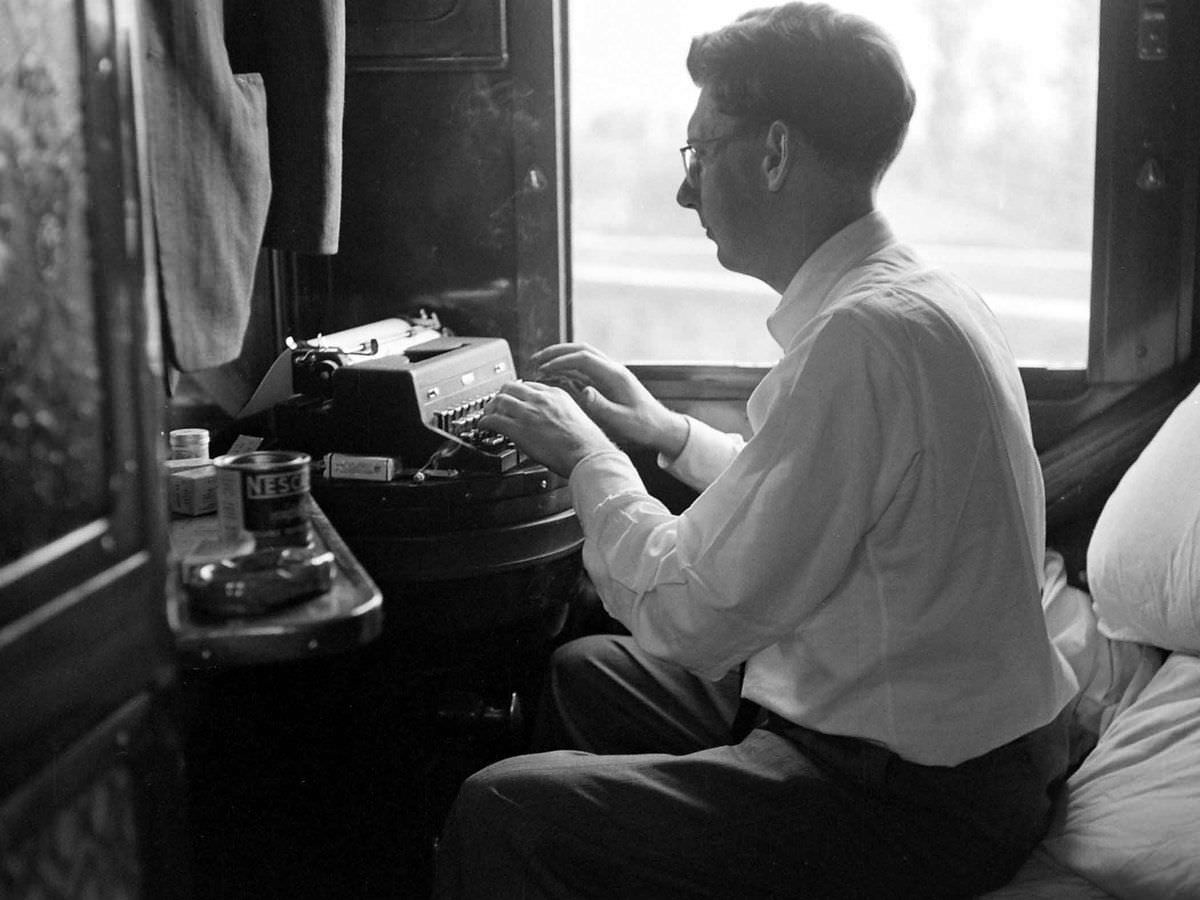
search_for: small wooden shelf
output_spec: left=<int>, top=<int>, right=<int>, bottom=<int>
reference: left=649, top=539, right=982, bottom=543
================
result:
left=168, top=498, right=383, bottom=669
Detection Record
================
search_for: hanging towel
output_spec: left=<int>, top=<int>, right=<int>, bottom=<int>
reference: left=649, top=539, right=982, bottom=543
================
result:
left=225, top=0, right=345, bottom=254
left=139, top=0, right=344, bottom=372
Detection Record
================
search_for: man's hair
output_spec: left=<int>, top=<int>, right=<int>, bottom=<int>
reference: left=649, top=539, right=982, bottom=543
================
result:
left=686, top=3, right=915, bottom=183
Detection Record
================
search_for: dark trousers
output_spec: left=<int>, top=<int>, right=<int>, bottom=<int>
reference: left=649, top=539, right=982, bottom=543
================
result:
left=435, top=635, right=1068, bottom=899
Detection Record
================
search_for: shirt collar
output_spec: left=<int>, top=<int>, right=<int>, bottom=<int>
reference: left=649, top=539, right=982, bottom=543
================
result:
left=766, top=211, right=898, bottom=349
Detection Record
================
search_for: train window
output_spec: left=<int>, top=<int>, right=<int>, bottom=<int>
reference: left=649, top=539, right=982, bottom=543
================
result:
left=568, top=0, right=1100, bottom=369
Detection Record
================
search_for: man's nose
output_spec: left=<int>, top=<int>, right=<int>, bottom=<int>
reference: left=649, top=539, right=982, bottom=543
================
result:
left=676, top=177, right=698, bottom=209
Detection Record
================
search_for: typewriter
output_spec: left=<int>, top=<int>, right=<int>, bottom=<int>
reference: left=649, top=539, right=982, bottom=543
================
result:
left=276, top=319, right=526, bottom=476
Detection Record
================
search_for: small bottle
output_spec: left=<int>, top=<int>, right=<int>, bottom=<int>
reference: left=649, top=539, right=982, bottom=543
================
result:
left=169, top=428, right=210, bottom=461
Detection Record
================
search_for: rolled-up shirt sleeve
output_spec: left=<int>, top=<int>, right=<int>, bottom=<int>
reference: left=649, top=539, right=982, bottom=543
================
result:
left=569, top=311, right=918, bottom=680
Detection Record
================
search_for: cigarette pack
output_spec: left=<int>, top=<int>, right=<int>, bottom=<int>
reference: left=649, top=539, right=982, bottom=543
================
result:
left=169, top=463, right=218, bottom=516
left=325, top=452, right=401, bottom=482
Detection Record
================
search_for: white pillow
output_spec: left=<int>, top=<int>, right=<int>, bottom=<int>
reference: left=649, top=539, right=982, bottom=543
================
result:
left=1087, top=385, right=1200, bottom=652
left=1041, top=550, right=1164, bottom=767
left=1044, top=651, right=1200, bottom=900
left=979, top=846, right=1112, bottom=899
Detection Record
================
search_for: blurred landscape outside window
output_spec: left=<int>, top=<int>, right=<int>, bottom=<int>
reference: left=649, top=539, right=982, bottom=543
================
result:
left=568, top=0, right=1100, bottom=367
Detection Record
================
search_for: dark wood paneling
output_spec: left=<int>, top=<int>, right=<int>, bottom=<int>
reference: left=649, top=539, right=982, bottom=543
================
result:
left=1040, top=361, right=1200, bottom=529
left=1089, top=0, right=1200, bottom=381
left=0, top=553, right=173, bottom=800
left=332, top=68, right=520, bottom=336
left=347, top=0, right=509, bottom=71
left=0, top=692, right=189, bottom=900
left=328, top=0, right=566, bottom=373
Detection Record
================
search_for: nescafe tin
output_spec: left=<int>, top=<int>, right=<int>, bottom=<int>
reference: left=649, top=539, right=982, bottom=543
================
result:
left=213, top=451, right=313, bottom=548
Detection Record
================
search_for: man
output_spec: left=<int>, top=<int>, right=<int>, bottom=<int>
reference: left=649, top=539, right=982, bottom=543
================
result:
left=436, top=4, right=1078, bottom=897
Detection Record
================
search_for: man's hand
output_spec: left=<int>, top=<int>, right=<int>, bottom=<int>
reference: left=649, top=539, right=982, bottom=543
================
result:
left=531, top=343, right=690, bottom=459
left=478, top=380, right=617, bottom=478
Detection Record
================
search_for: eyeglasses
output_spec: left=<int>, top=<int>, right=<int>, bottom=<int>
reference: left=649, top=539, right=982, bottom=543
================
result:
left=678, top=130, right=756, bottom=188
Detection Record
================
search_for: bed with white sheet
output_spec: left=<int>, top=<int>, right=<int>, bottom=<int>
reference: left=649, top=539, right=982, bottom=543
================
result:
left=983, top=383, right=1200, bottom=899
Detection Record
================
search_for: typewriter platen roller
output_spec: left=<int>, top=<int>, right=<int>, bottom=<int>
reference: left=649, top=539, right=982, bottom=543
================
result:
left=288, top=316, right=444, bottom=399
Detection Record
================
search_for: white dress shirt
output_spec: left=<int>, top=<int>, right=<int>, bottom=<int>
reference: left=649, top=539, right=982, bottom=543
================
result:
left=570, top=212, right=1078, bottom=766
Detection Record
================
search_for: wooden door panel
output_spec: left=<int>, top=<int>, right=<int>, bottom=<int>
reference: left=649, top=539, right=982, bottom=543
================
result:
left=0, top=0, right=184, bottom=895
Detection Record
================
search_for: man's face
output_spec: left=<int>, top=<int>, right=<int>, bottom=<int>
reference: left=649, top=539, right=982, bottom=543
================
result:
left=676, top=88, right=765, bottom=279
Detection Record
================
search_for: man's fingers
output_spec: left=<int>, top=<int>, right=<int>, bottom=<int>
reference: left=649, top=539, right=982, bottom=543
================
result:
left=530, top=341, right=599, bottom=367
left=537, top=351, right=631, bottom=396
left=490, top=380, right=558, bottom=406
left=482, top=382, right=572, bottom=429
left=535, top=351, right=596, bottom=380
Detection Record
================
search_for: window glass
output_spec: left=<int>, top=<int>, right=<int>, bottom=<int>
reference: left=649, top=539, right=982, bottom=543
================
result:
left=569, top=0, right=1099, bottom=367
left=0, top=10, right=109, bottom=570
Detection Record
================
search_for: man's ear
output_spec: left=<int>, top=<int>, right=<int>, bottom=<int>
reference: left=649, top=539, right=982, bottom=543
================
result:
left=762, top=120, right=794, bottom=192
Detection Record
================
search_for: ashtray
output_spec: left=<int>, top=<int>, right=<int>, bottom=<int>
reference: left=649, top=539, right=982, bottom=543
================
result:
left=183, top=545, right=336, bottom=619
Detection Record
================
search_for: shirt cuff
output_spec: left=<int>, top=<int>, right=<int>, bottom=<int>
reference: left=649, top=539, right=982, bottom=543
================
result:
left=568, top=448, right=647, bottom=531
left=657, top=415, right=743, bottom=492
